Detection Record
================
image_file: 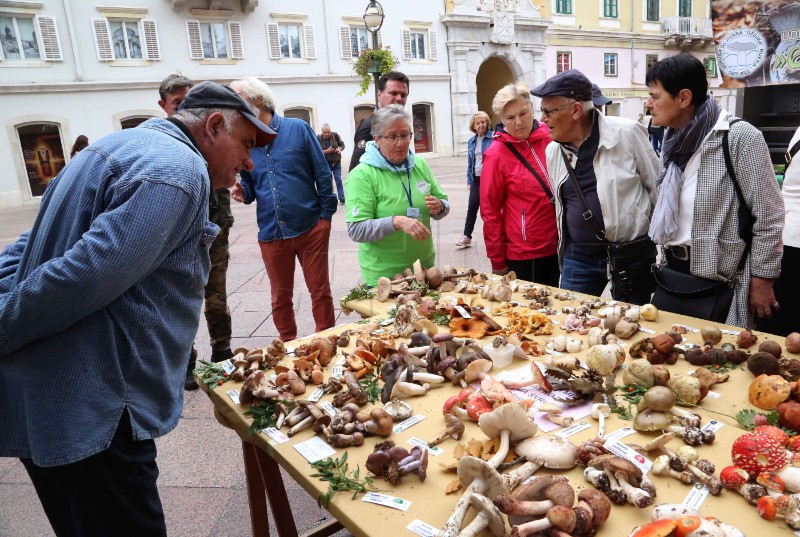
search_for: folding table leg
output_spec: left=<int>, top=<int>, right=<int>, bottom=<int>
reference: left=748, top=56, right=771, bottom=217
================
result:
left=242, top=441, right=271, bottom=536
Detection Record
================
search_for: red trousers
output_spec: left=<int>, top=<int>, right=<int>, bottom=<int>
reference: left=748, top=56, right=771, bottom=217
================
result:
left=258, top=219, right=335, bottom=341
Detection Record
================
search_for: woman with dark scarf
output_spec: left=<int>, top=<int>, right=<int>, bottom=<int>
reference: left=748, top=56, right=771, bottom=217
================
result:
left=646, top=54, right=783, bottom=327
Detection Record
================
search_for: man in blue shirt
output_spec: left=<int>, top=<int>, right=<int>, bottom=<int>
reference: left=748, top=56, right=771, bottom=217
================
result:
left=231, top=78, right=338, bottom=342
left=0, top=81, right=275, bottom=536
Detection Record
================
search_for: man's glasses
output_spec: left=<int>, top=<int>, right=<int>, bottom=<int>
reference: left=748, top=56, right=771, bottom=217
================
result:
left=538, top=102, right=574, bottom=118
left=380, top=133, right=413, bottom=142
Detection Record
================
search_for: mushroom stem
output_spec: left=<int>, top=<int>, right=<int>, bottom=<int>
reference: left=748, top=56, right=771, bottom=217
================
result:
left=436, top=481, right=482, bottom=537
left=287, top=415, right=314, bottom=436
left=284, top=408, right=311, bottom=427
left=486, top=429, right=511, bottom=468
left=614, top=471, right=653, bottom=507
left=502, top=461, right=544, bottom=491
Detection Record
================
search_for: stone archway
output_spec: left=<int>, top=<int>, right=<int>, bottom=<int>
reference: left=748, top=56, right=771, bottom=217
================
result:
left=442, top=12, right=548, bottom=155
left=476, top=56, right=514, bottom=128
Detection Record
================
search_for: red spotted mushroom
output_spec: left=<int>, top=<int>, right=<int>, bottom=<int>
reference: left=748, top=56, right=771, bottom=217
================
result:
left=719, top=465, right=768, bottom=504
left=731, top=431, right=788, bottom=479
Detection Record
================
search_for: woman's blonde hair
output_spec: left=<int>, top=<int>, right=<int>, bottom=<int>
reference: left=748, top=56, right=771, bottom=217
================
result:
left=469, top=111, right=492, bottom=134
left=492, top=83, right=531, bottom=116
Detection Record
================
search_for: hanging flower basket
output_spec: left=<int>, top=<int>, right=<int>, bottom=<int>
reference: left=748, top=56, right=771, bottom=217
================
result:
left=353, top=46, right=400, bottom=96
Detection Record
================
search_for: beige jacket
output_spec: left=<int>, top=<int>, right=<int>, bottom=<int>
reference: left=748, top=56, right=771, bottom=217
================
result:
left=546, top=113, right=660, bottom=265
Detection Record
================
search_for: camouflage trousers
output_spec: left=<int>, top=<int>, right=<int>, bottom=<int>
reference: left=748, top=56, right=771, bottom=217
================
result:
left=204, top=223, right=232, bottom=350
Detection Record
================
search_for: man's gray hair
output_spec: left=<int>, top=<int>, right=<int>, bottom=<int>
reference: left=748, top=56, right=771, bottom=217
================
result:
left=173, top=108, right=242, bottom=135
left=321, top=123, right=331, bottom=130
left=578, top=100, right=595, bottom=114
left=371, top=104, right=412, bottom=137
left=159, top=73, right=193, bottom=101
left=231, top=77, right=275, bottom=114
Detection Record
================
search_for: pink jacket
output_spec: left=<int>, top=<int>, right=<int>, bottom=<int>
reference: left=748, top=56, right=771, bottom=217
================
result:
left=479, top=122, right=557, bottom=270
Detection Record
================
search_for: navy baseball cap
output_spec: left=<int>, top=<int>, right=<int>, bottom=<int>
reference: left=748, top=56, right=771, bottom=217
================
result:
left=531, top=69, right=593, bottom=101
left=591, top=84, right=612, bottom=106
left=178, top=81, right=276, bottom=146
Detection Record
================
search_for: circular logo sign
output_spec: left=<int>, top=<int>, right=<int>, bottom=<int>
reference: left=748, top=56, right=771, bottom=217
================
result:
left=717, top=28, right=768, bottom=79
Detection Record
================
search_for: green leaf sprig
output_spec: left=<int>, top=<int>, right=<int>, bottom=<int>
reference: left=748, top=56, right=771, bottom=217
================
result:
left=193, top=360, right=230, bottom=392
left=343, top=284, right=375, bottom=306
left=359, top=372, right=381, bottom=404
left=244, top=399, right=290, bottom=436
left=617, top=384, right=649, bottom=405
left=310, top=452, right=383, bottom=507
left=432, top=312, right=450, bottom=326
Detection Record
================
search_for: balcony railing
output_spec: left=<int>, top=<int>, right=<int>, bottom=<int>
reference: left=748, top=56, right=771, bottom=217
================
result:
left=662, top=16, right=712, bottom=47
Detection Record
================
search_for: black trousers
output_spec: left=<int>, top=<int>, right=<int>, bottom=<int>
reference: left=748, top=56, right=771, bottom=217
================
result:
left=507, top=254, right=560, bottom=287
left=757, top=245, right=798, bottom=337
left=21, top=410, right=167, bottom=537
left=463, top=176, right=481, bottom=239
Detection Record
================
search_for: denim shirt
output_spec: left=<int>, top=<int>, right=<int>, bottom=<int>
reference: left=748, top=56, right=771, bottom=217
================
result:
left=466, top=131, right=494, bottom=184
left=0, top=118, right=217, bottom=466
left=240, top=114, right=338, bottom=242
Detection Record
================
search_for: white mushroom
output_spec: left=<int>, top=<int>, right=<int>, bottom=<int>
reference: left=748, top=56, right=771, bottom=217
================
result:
left=436, top=457, right=509, bottom=537
left=478, top=403, right=538, bottom=468
left=501, top=435, right=578, bottom=490
left=590, top=403, right=611, bottom=438
left=456, top=493, right=505, bottom=537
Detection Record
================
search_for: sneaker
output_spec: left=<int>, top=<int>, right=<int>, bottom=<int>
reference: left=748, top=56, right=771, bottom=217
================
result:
left=455, top=236, right=472, bottom=247
left=211, top=348, right=234, bottom=363
left=184, top=359, right=199, bottom=391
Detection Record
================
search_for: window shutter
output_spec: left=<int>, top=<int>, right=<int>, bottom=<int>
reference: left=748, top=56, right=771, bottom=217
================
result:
left=185, top=20, right=203, bottom=59
left=266, top=23, right=281, bottom=59
left=428, top=30, right=437, bottom=61
left=339, top=25, right=351, bottom=59
left=228, top=21, right=244, bottom=59
left=36, top=16, right=62, bottom=61
left=376, top=30, right=383, bottom=48
left=142, top=19, right=160, bottom=61
left=401, top=28, right=411, bottom=60
left=303, top=24, right=317, bottom=59
left=92, top=18, right=113, bottom=61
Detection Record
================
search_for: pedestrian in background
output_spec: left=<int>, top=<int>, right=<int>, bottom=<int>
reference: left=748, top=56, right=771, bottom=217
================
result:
left=69, top=135, right=88, bottom=158
left=318, top=124, right=346, bottom=204
left=232, top=78, right=338, bottom=343
left=480, top=83, right=558, bottom=285
left=456, top=111, right=493, bottom=248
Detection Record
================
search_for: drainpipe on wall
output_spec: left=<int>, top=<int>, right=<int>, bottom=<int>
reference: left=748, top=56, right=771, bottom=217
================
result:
left=321, top=0, right=333, bottom=74
left=62, top=0, right=83, bottom=82
left=630, top=0, right=636, bottom=86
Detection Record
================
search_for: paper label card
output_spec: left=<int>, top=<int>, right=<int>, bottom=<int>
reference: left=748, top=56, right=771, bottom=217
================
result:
left=407, top=519, right=438, bottom=537
left=308, top=387, right=325, bottom=402
left=453, top=305, right=471, bottom=318
left=380, top=318, right=395, bottom=326
left=331, top=366, right=343, bottom=378
left=702, top=420, right=724, bottom=433
left=603, top=438, right=653, bottom=475
left=221, top=359, right=235, bottom=375
left=682, top=483, right=710, bottom=509
left=604, top=427, right=636, bottom=441
left=294, top=436, right=336, bottom=463
left=320, top=402, right=337, bottom=417
left=362, top=492, right=412, bottom=511
left=226, top=389, right=240, bottom=405
left=406, top=437, right=443, bottom=456
left=393, top=415, right=426, bottom=434
left=262, top=427, right=289, bottom=444
left=705, top=391, right=720, bottom=399
left=638, top=326, right=656, bottom=334
left=555, top=420, right=593, bottom=438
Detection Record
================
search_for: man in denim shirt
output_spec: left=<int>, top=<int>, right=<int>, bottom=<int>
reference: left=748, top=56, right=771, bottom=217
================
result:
left=0, top=81, right=275, bottom=536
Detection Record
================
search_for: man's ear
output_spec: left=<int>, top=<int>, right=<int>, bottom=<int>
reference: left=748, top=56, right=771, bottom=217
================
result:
left=158, top=100, right=167, bottom=113
left=205, top=112, right=226, bottom=141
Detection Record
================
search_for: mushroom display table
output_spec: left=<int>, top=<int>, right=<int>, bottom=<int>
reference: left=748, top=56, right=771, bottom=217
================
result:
left=204, top=278, right=795, bottom=537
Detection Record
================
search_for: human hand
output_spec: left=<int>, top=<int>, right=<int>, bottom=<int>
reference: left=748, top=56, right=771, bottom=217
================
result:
left=425, top=195, right=443, bottom=215
left=749, top=276, right=778, bottom=318
left=231, top=182, right=244, bottom=203
left=393, top=215, right=431, bottom=241
left=492, top=267, right=509, bottom=276
left=467, top=184, right=471, bottom=190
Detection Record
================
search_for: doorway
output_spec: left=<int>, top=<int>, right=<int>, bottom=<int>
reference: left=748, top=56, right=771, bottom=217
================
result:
left=476, top=56, right=514, bottom=128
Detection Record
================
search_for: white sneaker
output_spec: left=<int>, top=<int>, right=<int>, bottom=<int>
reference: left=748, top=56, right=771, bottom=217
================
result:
left=455, top=236, right=472, bottom=247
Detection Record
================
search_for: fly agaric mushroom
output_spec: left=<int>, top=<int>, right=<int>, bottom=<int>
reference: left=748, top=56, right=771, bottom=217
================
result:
left=757, top=494, right=800, bottom=528
left=458, top=493, right=505, bottom=537
left=437, top=456, right=509, bottom=537
left=427, top=414, right=465, bottom=447
left=719, top=465, right=768, bottom=504
left=501, top=435, right=578, bottom=490
left=649, top=504, right=746, bottom=537
left=731, top=430, right=788, bottom=479
left=478, top=403, right=539, bottom=468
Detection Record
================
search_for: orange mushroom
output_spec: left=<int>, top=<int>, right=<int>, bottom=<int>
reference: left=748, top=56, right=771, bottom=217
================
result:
left=672, top=516, right=701, bottom=537
left=628, top=518, right=676, bottom=537
left=449, top=317, right=488, bottom=339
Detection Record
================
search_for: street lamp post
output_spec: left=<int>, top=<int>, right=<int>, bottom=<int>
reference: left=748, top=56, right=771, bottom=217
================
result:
left=363, top=0, right=385, bottom=108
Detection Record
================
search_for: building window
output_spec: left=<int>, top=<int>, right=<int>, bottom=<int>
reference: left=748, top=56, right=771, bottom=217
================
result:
left=16, top=123, right=67, bottom=198
left=603, top=0, right=618, bottom=18
left=109, top=20, right=142, bottom=59
left=267, top=22, right=316, bottom=61
left=646, top=0, right=660, bottom=21
left=186, top=20, right=242, bottom=61
left=412, top=104, right=433, bottom=153
left=604, top=53, right=618, bottom=76
left=556, top=51, right=572, bottom=73
left=201, top=22, right=228, bottom=58
left=678, top=0, right=691, bottom=17
left=0, top=15, right=40, bottom=60
left=284, top=107, right=312, bottom=125
left=704, top=57, right=717, bottom=77
left=120, top=116, right=152, bottom=129
left=350, top=26, right=369, bottom=57
left=555, top=0, right=573, bottom=14
left=646, top=54, right=659, bottom=71
left=353, top=105, right=374, bottom=132
left=402, top=27, right=438, bottom=62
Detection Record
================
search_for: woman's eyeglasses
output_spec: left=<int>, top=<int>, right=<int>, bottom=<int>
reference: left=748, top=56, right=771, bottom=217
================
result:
left=380, top=133, right=413, bottom=142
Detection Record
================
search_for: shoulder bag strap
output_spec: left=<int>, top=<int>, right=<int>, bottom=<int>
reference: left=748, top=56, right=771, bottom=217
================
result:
left=559, top=147, right=607, bottom=241
left=722, top=118, right=753, bottom=271
left=503, top=142, right=555, bottom=205
left=787, top=138, right=800, bottom=164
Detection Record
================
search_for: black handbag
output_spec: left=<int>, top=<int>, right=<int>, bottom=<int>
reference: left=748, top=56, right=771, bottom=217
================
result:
left=558, top=149, right=657, bottom=301
left=651, top=120, right=751, bottom=323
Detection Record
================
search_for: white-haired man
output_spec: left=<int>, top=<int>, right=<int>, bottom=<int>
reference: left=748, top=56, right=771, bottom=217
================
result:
left=230, top=77, right=338, bottom=342
left=532, top=69, right=660, bottom=305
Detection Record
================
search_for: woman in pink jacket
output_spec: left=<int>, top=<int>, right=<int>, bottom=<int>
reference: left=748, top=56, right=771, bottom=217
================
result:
left=480, top=83, right=558, bottom=285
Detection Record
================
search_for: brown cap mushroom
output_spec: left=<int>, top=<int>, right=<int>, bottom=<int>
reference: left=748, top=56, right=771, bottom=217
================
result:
left=427, top=414, right=465, bottom=447
left=494, top=480, right=575, bottom=516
